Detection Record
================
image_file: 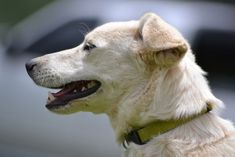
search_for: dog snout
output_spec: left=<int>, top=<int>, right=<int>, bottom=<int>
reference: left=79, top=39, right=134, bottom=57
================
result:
left=25, top=60, right=37, bottom=75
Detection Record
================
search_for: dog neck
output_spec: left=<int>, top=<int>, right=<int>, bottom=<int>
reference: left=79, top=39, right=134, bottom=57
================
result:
left=107, top=52, right=222, bottom=144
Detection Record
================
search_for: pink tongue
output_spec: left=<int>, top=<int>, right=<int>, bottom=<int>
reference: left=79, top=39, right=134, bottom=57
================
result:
left=52, top=85, right=75, bottom=97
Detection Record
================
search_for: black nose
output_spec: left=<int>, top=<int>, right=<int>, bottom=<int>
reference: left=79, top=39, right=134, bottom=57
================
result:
left=25, top=61, right=37, bottom=74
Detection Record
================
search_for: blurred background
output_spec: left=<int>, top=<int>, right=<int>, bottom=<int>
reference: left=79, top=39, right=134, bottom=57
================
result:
left=0, top=0, right=235, bottom=157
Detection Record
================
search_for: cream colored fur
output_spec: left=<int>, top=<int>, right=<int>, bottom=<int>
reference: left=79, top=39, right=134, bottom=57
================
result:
left=29, top=13, right=235, bottom=157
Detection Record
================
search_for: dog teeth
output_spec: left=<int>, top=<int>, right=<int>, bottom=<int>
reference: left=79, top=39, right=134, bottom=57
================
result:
left=87, top=83, right=92, bottom=88
left=81, top=87, right=86, bottom=91
left=47, top=92, right=56, bottom=103
left=87, top=81, right=95, bottom=88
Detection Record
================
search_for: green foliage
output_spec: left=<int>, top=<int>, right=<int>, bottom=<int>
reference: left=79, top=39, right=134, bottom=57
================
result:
left=0, top=0, right=54, bottom=26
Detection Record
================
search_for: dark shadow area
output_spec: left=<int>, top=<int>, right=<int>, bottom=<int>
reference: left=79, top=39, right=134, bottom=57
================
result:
left=7, top=19, right=99, bottom=55
left=193, top=29, right=235, bottom=79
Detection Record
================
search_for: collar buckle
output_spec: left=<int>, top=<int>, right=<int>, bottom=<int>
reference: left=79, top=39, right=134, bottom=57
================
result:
left=125, top=130, right=146, bottom=145
left=122, top=139, right=129, bottom=149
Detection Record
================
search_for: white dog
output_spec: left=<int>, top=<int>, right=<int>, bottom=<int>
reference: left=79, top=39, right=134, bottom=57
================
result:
left=26, top=13, right=235, bottom=157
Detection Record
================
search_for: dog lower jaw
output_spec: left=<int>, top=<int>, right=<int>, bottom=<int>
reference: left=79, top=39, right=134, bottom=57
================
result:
left=46, top=101, right=89, bottom=115
left=46, top=97, right=109, bottom=115
left=45, top=80, right=101, bottom=111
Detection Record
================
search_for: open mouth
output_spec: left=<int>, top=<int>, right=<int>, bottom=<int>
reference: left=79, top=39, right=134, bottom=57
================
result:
left=46, top=80, right=101, bottom=109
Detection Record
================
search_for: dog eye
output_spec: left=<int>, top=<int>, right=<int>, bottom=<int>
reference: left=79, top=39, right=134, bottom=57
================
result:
left=83, top=43, right=96, bottom=51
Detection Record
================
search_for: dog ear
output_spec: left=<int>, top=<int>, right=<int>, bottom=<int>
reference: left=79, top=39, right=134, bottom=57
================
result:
left=137, top=13, right=188, bottom=67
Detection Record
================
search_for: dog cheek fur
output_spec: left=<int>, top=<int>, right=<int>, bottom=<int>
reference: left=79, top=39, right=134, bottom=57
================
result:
left=143, top=50, right=223, bottom=120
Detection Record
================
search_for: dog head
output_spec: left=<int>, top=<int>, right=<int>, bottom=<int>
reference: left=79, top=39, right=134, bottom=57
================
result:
left=26, top=13, right=188, bottom=114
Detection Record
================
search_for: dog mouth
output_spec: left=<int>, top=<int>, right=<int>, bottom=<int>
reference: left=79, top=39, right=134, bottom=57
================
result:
left=46, top=80, right=101, bottom=109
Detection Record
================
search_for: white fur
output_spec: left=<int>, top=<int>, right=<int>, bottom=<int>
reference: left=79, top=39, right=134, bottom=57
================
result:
left=29, top=13, right=235, bottom=157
